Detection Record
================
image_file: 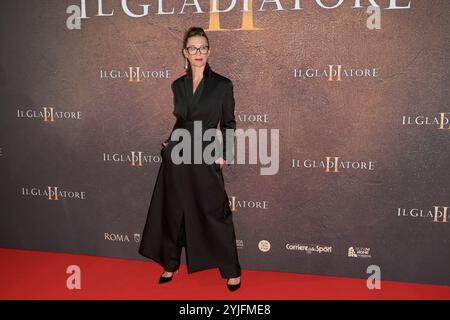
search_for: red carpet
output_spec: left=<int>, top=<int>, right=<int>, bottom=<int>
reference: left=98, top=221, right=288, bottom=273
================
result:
left=1, top=248, right=449, bottom=300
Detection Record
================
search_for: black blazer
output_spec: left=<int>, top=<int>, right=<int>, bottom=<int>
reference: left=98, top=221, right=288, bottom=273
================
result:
left=164, top=62, right=236, bottom=163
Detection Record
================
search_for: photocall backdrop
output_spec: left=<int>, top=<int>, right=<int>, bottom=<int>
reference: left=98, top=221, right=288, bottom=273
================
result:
left=1, top=1, right=449, bottom=285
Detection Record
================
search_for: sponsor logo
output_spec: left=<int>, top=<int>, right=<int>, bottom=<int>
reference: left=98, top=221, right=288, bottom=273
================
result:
left=348, top=246, right=372, bottom=258
left=258, top=240, right=271, bottom=252
left=286, top=243, right=332, bottom=254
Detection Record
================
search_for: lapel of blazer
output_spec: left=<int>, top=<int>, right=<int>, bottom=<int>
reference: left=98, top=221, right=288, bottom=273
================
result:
left=181, top=62, right=212, bottom=119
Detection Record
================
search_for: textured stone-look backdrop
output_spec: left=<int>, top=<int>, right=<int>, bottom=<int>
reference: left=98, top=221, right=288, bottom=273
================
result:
left=1, top=1, right=449, bottom=285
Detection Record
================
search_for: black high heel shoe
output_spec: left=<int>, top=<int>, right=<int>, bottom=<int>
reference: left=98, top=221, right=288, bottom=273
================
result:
left=158, top=270, right=177, bottom=284
left=158, top=274, right=173, bottom=284
left=227, top=279, right=241, bottom=292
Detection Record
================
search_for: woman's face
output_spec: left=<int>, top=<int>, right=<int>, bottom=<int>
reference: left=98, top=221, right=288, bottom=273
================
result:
left=183, top=35, right=211, bottom=70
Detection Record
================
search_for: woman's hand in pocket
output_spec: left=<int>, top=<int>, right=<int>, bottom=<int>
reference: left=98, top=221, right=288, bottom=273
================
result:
left=214, top=157, right=227, bottom=170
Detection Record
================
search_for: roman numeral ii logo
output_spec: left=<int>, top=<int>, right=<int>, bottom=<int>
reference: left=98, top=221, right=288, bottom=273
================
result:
left=206, top=0, right=262, bottom=31
left=438, top=113, right=450, bottom=130
left=128, top=67, right=141, bottom=82
left=130, top=151, right=144, bottom=166
left=433, top=206, right=448, bottom=223
left=48, top=186, right=59, bottom=200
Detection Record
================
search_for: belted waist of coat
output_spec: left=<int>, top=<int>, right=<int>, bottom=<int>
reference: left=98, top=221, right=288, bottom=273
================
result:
left=173, top=119, right=216, bottom=131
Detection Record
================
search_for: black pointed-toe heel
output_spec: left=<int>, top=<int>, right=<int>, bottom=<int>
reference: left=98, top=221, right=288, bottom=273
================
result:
left=227, top=281, right=241, bottom=292
left=158, top=270, right=178, bottom=284
left=158, top=274, right=173, bottom=284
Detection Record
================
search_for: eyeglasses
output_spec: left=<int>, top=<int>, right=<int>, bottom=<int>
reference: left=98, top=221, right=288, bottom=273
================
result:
left=185, top=45, right=209, bottom=55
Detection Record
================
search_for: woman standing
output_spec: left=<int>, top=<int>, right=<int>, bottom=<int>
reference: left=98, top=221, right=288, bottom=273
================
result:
left=138, top=27, right=241, bottom=291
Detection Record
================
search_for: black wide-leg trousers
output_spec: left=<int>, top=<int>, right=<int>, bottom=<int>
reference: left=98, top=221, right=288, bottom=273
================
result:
left=164, top=214, right=241, bottom=279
